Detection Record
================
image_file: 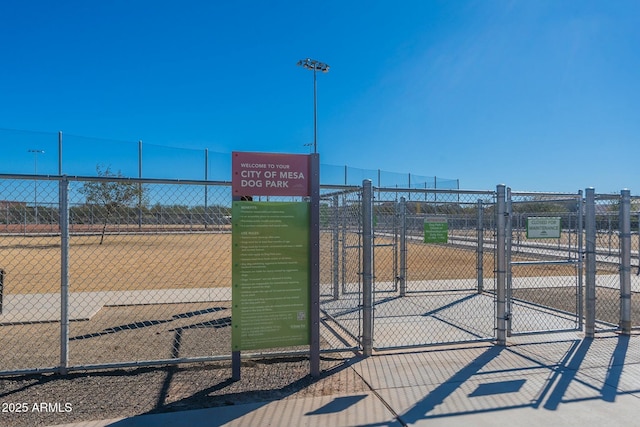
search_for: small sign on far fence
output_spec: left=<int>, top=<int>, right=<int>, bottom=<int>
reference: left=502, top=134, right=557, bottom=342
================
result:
left=526, top=216, right=561, bottom=239
left=424, top=216, right=449, bottom=243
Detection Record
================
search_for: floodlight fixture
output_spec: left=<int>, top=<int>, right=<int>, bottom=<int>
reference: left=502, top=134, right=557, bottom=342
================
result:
left=297, top=58, right=330, bottom=153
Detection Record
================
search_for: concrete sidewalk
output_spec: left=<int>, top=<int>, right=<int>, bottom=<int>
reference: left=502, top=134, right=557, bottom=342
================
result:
left=49, top=331, right=640, bottom=427
left=0, top=288, right=228, bottom=323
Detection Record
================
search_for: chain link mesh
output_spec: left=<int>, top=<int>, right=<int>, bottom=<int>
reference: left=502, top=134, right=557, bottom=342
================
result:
left=368, top=189, right=497, bottom=348
left=508, top=193, right=583, bottom=334
left=319, top=188, right=363, bottom=351
left=66, top=180, right=235, bottom=366
left=593, top=195, right=622, bottom=331
left=633, top=198, right=640, bottom=330
left=0, top=178, right=62, bottom=372
left=0, top=177, right=364, bottom=374
left=1, top=174, right=638, bottom=375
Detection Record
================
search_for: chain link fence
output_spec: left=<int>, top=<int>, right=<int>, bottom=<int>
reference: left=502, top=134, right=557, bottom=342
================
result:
left=590, top=192, right=640, bottom=332
left=0, top=176, right=363, bottom=375
left=1, top=173, right=639, bottom=376
left=592, top=194, right=623, bottom=331
left=317, top=186, right=500, bottom=350
left=318, top=186, right=365, bottom=351
left=0, top=127, right=458, bottom=188
left=633, top=202, right=640, bottom=331
left=0, top=177, right=238, bottom=373
left=0, top=178, right=62, bottom=372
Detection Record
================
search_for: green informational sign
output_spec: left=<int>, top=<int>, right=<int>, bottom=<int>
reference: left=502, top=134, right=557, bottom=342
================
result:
left=424, top=216, right=448, bottom=243
left=232, top=201, right=310, bottom=351
left=526, top=217, right=561, bottom=239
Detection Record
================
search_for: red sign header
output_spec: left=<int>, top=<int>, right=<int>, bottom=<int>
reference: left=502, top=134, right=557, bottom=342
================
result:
left=232, top=151, right=310, bottom=197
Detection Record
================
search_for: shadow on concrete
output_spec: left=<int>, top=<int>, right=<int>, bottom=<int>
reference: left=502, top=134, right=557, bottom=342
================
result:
left=305, top=394, right=368, bottom=415
left=398, top=345, right=506, bottom=424
left=396, top=334, right=638, bottom=425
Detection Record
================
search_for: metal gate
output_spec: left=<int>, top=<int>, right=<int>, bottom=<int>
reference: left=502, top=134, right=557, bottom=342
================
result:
left=318, top=186, right=364, bottom=351
left=319, top=184, right=500, bottom=350
left=592, top=193, right=624, bottom=332
left=320, top=184, right=632, bottom=352
left=369, top=186, right=498, bottom=349
left=506, top=189, right=584, bottom=335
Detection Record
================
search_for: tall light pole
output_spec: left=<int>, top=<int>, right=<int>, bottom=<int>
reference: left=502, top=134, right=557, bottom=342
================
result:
left=297, top=58, right=330, bottom=154
left=28, top=149, right=44, bottom=225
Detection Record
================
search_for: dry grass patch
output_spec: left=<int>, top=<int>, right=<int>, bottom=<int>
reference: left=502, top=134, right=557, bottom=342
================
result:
left=1, top=233, right=232, bottom=294
left=1, top=231, right=580, bottom=295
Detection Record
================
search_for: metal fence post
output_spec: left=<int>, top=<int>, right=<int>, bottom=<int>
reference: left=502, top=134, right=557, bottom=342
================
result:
left=332, top=195, right=340, bottom=299
left=204, top=149, right=209, bottom=230
left=309, top=153, right=321, bottom=377
left=58, top=131, right=63, bottom=175
left=496, top=184, right=507, bottom=346
left=620, top=189, right=631, bottom=334
left=585, top=188, right=596, bottom=338
left=0, top=268, right=3, bottom=315
left=577, top=190, right=584, bottom=330
left=399, top=196, right=407, bottom=296
left=341, top=194, right=347, bottom=294
left=138, top=140, right=143, bottom=229
left=362, top=179, right=374, bottom=356
left=506, top=188, right=513, bottom=337
left=477, top=199, right=484, bottom=293
left=60, top=176, right=70, bottom=375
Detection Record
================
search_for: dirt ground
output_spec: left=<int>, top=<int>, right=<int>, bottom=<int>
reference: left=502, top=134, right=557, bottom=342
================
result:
left=0, top=231, right=581, bottom=295
left=0, top=233, right=232, bottom=294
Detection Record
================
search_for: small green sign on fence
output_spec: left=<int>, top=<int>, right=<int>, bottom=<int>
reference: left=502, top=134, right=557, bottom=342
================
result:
left=526, top=217, right=561, bottom=239
left=424, top=216, right=448, bottom=243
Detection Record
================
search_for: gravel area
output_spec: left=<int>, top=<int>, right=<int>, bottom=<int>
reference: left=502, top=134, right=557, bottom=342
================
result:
left=0, top=302, right=364, bottom=427
left=0, top=353, right=366, bottom=427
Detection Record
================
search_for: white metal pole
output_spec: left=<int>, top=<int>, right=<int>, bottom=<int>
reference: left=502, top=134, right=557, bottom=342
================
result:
left=399, top=196, right=407, bottom=297
left=477, top=199, right=484, bottom=293
left=58, top=131, right=63, bottom=175
left=59, top=176, right=70, bottom=374
left=585, top=188, right=596, bottom=338
left=577, top=190, right=584, bottom=330
left=506, top=187, right=513, bottom=337
left=313, top=67, right=317, bottom=154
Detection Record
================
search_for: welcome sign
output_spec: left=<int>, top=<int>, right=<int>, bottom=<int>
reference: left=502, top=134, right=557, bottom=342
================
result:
left=231, top=152, right=312, bottom=352
left=232, top=151, right=309, bottom=197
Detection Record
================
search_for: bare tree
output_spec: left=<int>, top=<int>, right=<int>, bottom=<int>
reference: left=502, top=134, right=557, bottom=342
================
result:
left=80, top=165, right=145, bottom=244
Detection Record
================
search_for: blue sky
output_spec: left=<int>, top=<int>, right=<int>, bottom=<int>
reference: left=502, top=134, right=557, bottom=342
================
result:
left=1, top=0, right=639, bottom=193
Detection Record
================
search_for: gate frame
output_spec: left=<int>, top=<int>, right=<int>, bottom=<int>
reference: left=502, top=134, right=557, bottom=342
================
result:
left=505, top=189, right=585, bottom=337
